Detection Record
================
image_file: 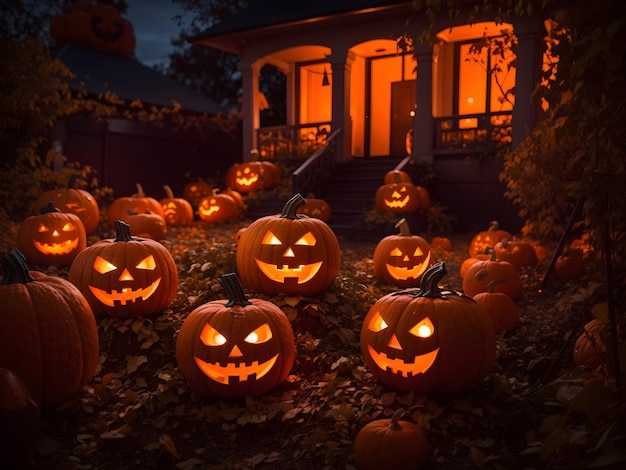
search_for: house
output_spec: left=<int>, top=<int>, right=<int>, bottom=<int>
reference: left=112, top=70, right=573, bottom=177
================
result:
left=191, top=0, right=546, bottom=231
left=48, top=0, right=239, bottom=199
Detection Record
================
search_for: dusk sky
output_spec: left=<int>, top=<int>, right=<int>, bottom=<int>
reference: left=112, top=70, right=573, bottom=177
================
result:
left=125, top=0, right=191, bottom=67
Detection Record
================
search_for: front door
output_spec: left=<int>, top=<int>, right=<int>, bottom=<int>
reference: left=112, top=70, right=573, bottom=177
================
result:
left=390, top=80, right=416, bottom=156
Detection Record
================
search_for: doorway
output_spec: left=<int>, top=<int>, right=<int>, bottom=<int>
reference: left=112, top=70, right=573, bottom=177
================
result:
left=390, top=80, right=416, bottom=156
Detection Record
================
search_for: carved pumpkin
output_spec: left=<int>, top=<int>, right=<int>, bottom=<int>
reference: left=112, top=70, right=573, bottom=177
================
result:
left=197, top=190, right=240, bottom=223
left=183, top=180, right=213, bottom=207
left=472, top=278, right=519, bottom=334
left=49, top=0, right=136, bottom=56
left=160, top=185, right=193, bottom=226
left=573, top=319, right=606, bottom=369
left=107, top=183, right=165, bottom=228
left=373, top=218, right=433, bottom=287
left=0, top=367, right=41, bottom=468
left=554, top=248, right=585, bottom=281
left=126, top=210, right=167, bottom=241
left=296, top=194, right=332, bottom=223
left=34, top=175, right=100, bottom=234
left=236, top=194, right=340, bottom=296
left=175, top=273, right=295, bottom=399
left=493, top=238, right=538, bottom=270
left=462, top=247, right=522, bottom=299
left=0, top=250, right=99, bottom=407
left=353, top=409, right=428, bottom=470
left=374, top=172, right=421, bottom=214
left=17, top=201, right=87, bottom=266
left=360, top=262, right=496, bottom=393
left=468, top=221, right=512, bottom=257
left=69, top=220, right=178, bottom=317
left=225, top=162, right=273, bottom=193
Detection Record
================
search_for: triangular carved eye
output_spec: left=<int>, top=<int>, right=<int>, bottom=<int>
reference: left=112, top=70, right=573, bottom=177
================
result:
left=413, top=246, right=424, bottom=256
left=367, top=311, right=388, bottom=332
left=261, top=231, right=282, bottom=245
left=244, top=323, right=273, bottom=344
left=199, top=323, right=227, bottom=346
left=295, top=231, right=316, bottom=246
left=38, top=223, right=49, bottom=232
left=94, top=255, right=117, bottom=274
left=136, top=255, right=156, bottom=270
left=409, top=317, right=435, bottom=338
left=390, top=247, right=403, bottom=257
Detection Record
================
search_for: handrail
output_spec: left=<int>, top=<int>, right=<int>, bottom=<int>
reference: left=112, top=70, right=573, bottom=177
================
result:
left=292, top=128, right=342, bottom=196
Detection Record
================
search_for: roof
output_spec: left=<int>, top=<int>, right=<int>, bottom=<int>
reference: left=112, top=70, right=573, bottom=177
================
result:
left=192, top=0, right=410, bottom=48
left=51, top=44, right=222, bottom=115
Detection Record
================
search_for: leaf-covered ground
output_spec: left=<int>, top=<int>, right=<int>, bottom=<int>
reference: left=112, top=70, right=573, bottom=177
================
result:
left=7, top=218, right=625, bottom=470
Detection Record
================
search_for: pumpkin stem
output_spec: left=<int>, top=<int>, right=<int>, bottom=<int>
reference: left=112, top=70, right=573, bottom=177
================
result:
left=0, top=250, right=35, bottom=284
left=40, top=201, right=60, bottom=214
left=393, top=262, right=447, bottom=298
left=163, top=185, right=175, bottom=199
left=395, top=218, right=410, bottom=236
left=67, top=174, right=83, bottom=189
left=389, top=409, right=407, bottom=431
left=135, top=183, right=145, bottom=198
left=280, top=193, right=307, bottom=219
left=393, top=170, right=402, bottom=184
left=487, top=278, right=508, bottom=293
left=219, top=273, right=252, bottom=307
left=488, top=221, right=499, bottom=231
left=500, top=238, right=509, bottom=248
left=482, top=246, right=497, bottom=261
left=114, top=220, right=135, bottom=242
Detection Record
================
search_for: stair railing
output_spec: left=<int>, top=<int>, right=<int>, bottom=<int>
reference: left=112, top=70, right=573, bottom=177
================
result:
left=292, top=128, right=342, bottom=196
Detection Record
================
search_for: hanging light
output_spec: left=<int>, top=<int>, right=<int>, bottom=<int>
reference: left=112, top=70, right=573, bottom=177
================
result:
left=322, top=68, right=330, bottom=86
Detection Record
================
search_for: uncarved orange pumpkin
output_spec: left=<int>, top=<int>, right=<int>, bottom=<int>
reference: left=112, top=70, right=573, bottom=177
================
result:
left=107, top=183, right=165, bottom=228
left=0, top=250, right=99, bottom=407
left=353, top=409, right=428, bottom=470
left=493, top=238, right=538, bottom=270
left=463, top=247, right=522, bottom=300
left=573, top=319, right=606, bottom=368
left=472, top=278, right=519, bottom=334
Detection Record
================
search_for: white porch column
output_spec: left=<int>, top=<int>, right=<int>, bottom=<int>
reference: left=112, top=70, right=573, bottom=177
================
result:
left=512, top=17, right=543, bottom=147
left=328, top=50, right=355, bottom=162
left=413, top=44, right=434, bottom=163
left=239, top=60, right=263, bottom=161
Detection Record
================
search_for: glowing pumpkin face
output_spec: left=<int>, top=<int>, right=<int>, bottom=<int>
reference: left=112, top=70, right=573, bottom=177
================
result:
left=160, top=185, right=194, bottom=226
left=296, top=196, right=332, bottom=223
left=236, top=194, right=340, bottom=296
left=175, top=273, right=295, bottom=399
left=69, top=221, right=178, bottom=318
left=468, top=221, right=512, bottom=257
left=375, top=181, right=421, bottom=214
left=225, top=162, right=268, bottom=193
left=182, top=181, right=212, bottom=207
left=373, top=219, right=433, bottom=287
left=360, top=262, right=497, bottom=393
left=17, top=202, right=87, bottom=266
left=197, top=192, right=240, bottom=223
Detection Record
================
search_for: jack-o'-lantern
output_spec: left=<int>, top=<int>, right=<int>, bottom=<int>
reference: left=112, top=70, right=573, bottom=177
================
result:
left=182, top=180, right=213, bottom=207
left=49, top=0, right=136, bottom=56
left=468, top=221, right=512, bottom=257
left=236, top=194, right=340, bottom=296
left=0, top=250, right=99, bottom=408
left=160, top=185, right=193, bottom=226
left=175, top=273, right=295, bottom=399
left=373, top=218, right=433, bottom=287
left=125, top=210, right=167, bottom=241
left=197, top=190, right=240, bottom=223
left=493, top=238, right=538, bottom=270
left=360, top=262, right=496, bottom=393
left=296, top=194, right=332, bottom=223
left=34, top=175, right=100, bottom=234
left=69, top=220, right=178, bottom=317
left=225, top=162, right=258, bottom=193
left=375, top=172, right=421, bottom=214
left=462, top=247, right=522, bottom=299
left=17, top=202, right=87, bottom=266
left=107, top=183, right=165, bottom=228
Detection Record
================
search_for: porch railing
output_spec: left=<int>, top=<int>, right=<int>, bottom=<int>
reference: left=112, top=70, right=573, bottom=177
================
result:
left=433, top=111, right=512, bottom=154
left=256, top=121, right=332, bottom=160
left=292, top=128, right=342, bottom=196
